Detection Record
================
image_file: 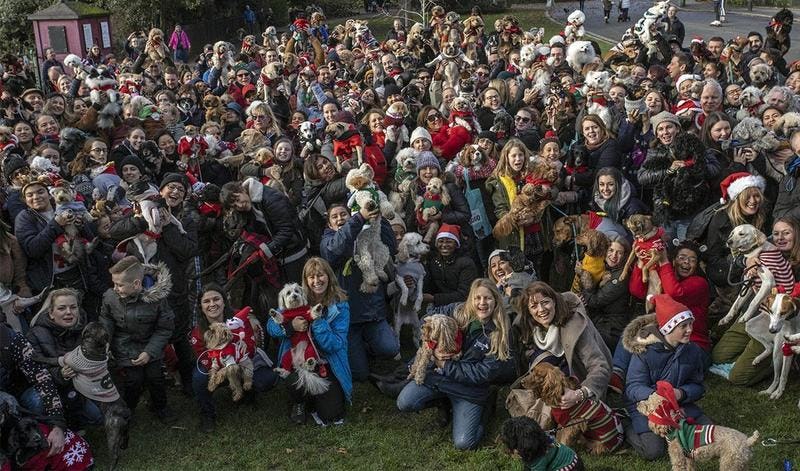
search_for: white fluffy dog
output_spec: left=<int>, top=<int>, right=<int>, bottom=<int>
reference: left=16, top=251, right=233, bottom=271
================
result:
left=212, top=41, right=236, bottom=86
left=564, top=10, right=586, bottom=43
left=565, top=40, right=596, bottom=74
left=393, top=233, right=430, bottom=346
left=352, top=191, right=393, bottom=293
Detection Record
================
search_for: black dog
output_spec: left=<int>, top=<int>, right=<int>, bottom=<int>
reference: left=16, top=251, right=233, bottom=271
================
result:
left=58, top=127, right=88, bottom=165
left=500, top=416, right=585, bottom=470
left=0, top=392, right=47, bottom=469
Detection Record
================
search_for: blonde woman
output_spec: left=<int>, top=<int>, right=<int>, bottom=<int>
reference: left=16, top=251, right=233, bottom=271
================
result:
left=247, top=102, right=282, bottom=146
left=267, top=257, right=352, bottom=425
left=397, top=278, right=514, bottom=450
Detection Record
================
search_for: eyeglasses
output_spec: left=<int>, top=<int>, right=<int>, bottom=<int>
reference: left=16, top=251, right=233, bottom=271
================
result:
left=476, top=71, right=488, bottom=77
left=90, top=147, right=108, bottom=153
left=419, top=75, right=431, bottom=80
left=515, top=116, right=531, bottom=123
left=164, top=184, right=186, bottom=194
left=426, top=113, right=441, bottom=122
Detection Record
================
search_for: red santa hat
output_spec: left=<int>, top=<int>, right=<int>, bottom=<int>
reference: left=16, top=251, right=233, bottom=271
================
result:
left=651, top=294, right=694, bottom=335
left=436, top=223, right=461, bottom=247
left=675, top=74, right=701, bottom=91
left=719, top=172, right=766, bottom=204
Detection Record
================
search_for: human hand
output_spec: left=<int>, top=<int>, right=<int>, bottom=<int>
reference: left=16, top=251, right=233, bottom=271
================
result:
left=422, top=293, right=434, bottom=304
left=47, top=426, right=65, bottom=457
left=249, top=316, right=264, bottom=343
left=627, top=109, right=641, bottom=123
left=674, top=387, right=684, bottom=401
left=403, top=275, right=416, bottom=288
left=131, top=351, right=151, bottom=366
left=291, top=317, right=308, bottom=332
left=12, top=299, right=25, bottom=314
left=574, top=261, right=584, bottom=274
left=60, top=364, right=76, bottom=380
left=669, top=160, right=686, bottom=171
left=560, top=388, right=582, bottom=408
left=54, top=211, right=74, bottom=227
left=159, top=207, right=172, bottom=225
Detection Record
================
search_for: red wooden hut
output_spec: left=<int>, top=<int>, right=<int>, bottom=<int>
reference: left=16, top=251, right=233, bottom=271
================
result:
left=28, top=0, right=112, bottom=64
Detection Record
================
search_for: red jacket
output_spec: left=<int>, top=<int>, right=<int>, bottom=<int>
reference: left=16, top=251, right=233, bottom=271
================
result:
left=629, top=263, right=710, bottom=351
left=431, top=125, right=472, bottom=161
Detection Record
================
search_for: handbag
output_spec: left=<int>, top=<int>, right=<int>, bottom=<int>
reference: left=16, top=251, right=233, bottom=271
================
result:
left=463, top=169, right=492, bottom=240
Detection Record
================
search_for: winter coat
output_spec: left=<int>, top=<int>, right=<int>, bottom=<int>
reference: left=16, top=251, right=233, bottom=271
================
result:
left=99, top=264, right=175, bottom=366
left=622, top=314, right=706, bottom=434
left=515, top=128, right=541, bottom=154
left=2, top=189, right=25, bottom=228
left=704, top=208, right=750, bottom=287
left=485, top=174, right=547, bottom=250
left=421, top=316, right=515, bottom=405
left=0, top=234, right=32, bottom=297
left=513, top=293, right=613, bottom=399
left=320, top=215, right=397, bottom=324
left=424, top=253, right=479, bottom=306
left=665, top=17, right=686, bottom=46
left=572, top=139, right=622, bottom=191
left=581, top=264, right=631, bottom=348
left=14, top=208, right=95, bottom=293
left=402, top=178, right=472, bottom=249
left=241, top=157, right=304, bottom=207
left=267, top=300, right=353, bottom=401
left=637, top=140, right=714, bottom=223
left=629, top=263, right=711, bottom=351
left=26, top=312, right=86, bottom=388
left=588, top=179, right=649, bottom=225
left=774, top=171, right=800, bottom=223
left=302, top=175, right=349, bottom=253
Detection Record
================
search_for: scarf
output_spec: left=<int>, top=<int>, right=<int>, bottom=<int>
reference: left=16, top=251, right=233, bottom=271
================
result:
left=527, top=443, right=581, bottom=471
left=584, top=137, right=607, bottom=152
left=533, top=324, right=564, bottom=357
left=786, top=155, right=800, bottom=177
left=499, top=174, right=527, bottom=248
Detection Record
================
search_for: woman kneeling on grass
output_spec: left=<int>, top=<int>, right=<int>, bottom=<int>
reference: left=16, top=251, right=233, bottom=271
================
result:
left=396, top=279, right=514, bottom=450
left=267, top=257, right=352, bottom=426
left=190, top=284, right=277, bottom=432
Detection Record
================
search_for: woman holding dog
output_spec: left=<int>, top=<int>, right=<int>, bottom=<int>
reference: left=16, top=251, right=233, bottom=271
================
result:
left=191, top=284, right=276, bottom=432
left=589, top=167, right=648, bottom=233
left=267, top=257, right=351, bottom=426
left=397, top=278, right=514, bottom=450
left=622, top=294, right=711, bottom=461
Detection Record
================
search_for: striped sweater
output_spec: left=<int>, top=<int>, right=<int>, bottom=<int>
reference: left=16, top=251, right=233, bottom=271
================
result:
left=550, top=399, right=624, bottom=452
left=755, top=249, right=795, bottom=292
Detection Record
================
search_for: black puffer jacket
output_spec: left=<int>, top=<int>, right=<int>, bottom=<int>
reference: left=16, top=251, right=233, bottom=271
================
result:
left=581, top=264, right=631, bottom=350
left=424, top=252, right=479, bottom=306
left=26, top=312, right=86, bottom=388
left=572, top=138, right=622, bottom=191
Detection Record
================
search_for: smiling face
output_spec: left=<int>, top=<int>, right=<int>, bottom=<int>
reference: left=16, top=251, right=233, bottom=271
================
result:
left=49, top=294, right=79, bottom=328
left=605, top=241, right=626, bottom=268
left=201, top=289, right=226, bottom=323
left=597, top=174, right=616, bottom=200
left=305, top=269, right=329, bottom=297
left=489, top=255, right=513, bottom=283
left=472, top=286, right=496, bottom=321
left=128, top=129, right=145, bottom=150
left=24, top=184, right=50, bottom=212
left=582, top=120, right=603, bottom=146
left=528, top=293, right=555, bottom=328
left=772, top=221, right=795, bottom=253
left=709, top=120, right=731, bottom=142
left=327, top=205, right=349, bottom=230
left=656, top=121, right=678, bottom=145
left=738, top=187, right=763, bottom=216
left=673, top=247, right=698, bottom=278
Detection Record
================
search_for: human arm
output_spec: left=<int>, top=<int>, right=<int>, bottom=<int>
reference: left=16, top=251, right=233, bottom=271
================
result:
left=628, top=263, right=647, bottom=300
left=658, top=262, right=708, bottom=299
left=9, top=329, right=66, bottom=429
left=636, top=149, right=671, bottom=188
left=624, top=353, right=655, bottom=402
left=320, top=213, right=367, bottom=268
left=310, top=302, right=350, bottom=354
left=107, top=214, right=148, bottom=241
left=574, top=327, right=612, bottom=399
left=442, top=353, right=512, bottom=385
left=9, top=236, right=32, bottom=297
left=582, top=271, right=629, bottom=309
left=441, top=183, right=470, bottom=226
left=159, top=212, right=198, bottom=262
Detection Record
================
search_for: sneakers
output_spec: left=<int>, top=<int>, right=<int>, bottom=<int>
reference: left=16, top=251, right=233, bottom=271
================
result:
left=710, top=20, right=721, bottom=26
left=609, top=371, right=625, bottom=395
left=290, top=402, right=307, bottom=425
left=199, top=414, right=216, bottom=432
left=154, top=407, right=178, bottom=425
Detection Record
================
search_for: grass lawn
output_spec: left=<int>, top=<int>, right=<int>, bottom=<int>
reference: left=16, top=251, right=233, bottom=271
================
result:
left=87, top=347, right=800, bottom=470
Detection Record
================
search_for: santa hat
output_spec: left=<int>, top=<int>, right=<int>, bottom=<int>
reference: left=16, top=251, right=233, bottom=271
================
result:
left=675, top=74, right=701, bottom=91
left=719, top=172, right=766, bottom=204
left=436, top=223, right=461, bottom=247
left=652, top=294, right=694, bottom=335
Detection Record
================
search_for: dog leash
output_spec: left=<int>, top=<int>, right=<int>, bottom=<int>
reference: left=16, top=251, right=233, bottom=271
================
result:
left=762, top=437, right=800, bottom=447
left=545, top=406, right=629, bottom=436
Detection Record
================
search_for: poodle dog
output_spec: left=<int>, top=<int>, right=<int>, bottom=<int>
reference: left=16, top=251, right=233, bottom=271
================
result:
left=564, top=10, right=586, bottom=43
left=637, top=381, right=759, bottom=471
left=565, top=40, right=596, bottom=74
left=407, top=314, right=463, bottom=384
left=350, top=190, right=393, bottom=293
left=500, top=416, right=585, bottom=471
left=416, top=176, right=450, bottom=243
left=59, top=322, right=130, bottom=469
left=521, top=362, right=624, bottom=454
left=393, top=232, right=430, bottom=345
left=736, top=86, right=765, bottom=121
left=204, top=322, right=255, bottom=401
left=491, top=110, right=514, bottom=140
left=346, top=163, right=395, bottom=218
left=749, top=62, right=774, bottom=90
left=269, top=283, right=329, bottom=395
left=573, top=229, right=611, bottom=292
left=298, top=120, right=322, bottom=158
left=145, top=28, right=170, bottom=63
left=203, top=94, right=225, bottom=125
left=389, top=148, right=418, bottom=217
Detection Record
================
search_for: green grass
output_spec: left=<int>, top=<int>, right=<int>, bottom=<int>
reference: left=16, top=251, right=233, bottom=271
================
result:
left=87, top=348, right=800, bottom=470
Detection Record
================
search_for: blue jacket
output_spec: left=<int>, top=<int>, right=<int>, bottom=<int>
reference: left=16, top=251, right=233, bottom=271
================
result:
left=320, top=215, right=397, bottom=324
left=622, top=314, right=706, bottom=434
left=420, top=308, right=515, bottom=405
left=267, top=301, right=353, bottom=401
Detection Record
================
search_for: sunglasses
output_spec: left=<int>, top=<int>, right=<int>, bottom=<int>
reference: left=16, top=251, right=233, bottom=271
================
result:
left=426, top=113, right=441, bottom=122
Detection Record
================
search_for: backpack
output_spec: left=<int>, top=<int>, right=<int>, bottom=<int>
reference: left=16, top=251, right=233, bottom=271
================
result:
left=686, top=201, right=723, bottom=242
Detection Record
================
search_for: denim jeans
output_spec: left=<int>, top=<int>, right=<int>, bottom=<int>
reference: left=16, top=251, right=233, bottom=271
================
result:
left=348, top=319, right=400, bottom=382
left=21, top=387, right=103, bottom=426
left=396, top=382, right=484, bottom=450
left=192, top=359, right=278, bottom=417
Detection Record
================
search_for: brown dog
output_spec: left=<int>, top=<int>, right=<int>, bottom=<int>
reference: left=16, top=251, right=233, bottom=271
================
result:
left=203, top=95, right=224, bottom=125
left=408, top=314, right=462, bottom=385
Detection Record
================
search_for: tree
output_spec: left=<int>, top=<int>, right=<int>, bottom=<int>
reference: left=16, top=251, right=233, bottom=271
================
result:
left=0, top=0, right=50, bottom=55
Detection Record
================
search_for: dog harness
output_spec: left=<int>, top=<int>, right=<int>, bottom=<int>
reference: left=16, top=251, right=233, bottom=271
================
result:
left=550, top=399, right=624, bottom=452
left=60, top=347, right=120, bottom=402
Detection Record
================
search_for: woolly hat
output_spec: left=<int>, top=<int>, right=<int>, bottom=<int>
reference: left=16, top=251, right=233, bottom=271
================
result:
left=416, top=150, right=441, bottom=172
left=3, top=155, right=28, bottom=181
left=388, top=215, right=406, bottom=231
left=117, top=155, right=147, bottom=176
left=488, top=249, right=508, bottom=265
left=225, top=102, right=244, bottom=118
left=675, top=74, right=701, bottom=91
left=159, top=172, right=189, bottom=192
left=719, top=172, right=766, bottom=204
left=436, top=223, right=461, bottom=247
left=334, top=110, right=356, bottom=124
left=410, top=127, right=432, bottom=145
left=653, top=294, right=694, bottom=335
left=650, top=111, right=680, bottom=130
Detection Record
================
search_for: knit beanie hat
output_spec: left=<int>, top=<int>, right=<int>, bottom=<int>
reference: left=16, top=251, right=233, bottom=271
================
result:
left=160, top=172, right=189, bottom=192
left=416, top=150, right=441, bottom=172
left=719, top=172, right=766, bottom=204
left=3, top=155, right=28, bottom=181
left=410, top=127, right=432, bottom=146
left=653, top=294, right=694, bottom=335
left=488, top=249, right=508, bottom=265
left=117, top=154, right=146, bottom=176
left=650, top=111, right=680, bottom=130
left=436, top=223, right=461, bottom=247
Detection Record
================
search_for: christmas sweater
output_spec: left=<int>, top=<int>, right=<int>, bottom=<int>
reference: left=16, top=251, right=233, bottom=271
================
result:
left=527, top=443, right=581, bottom=471
left=550, top=399, right=624, bottom=452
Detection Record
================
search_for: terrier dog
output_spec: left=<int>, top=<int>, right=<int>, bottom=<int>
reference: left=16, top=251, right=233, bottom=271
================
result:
left=203, top=94, right=225, bottom=125
left=393, top=233, right=429, bottom=345
left=637, top=381, right=759, bottom=471
left=384, top=101, right=410, bottom=144
left=416, top=177, right=450, bottom=244
left=521, top=362, right=624, bottom=454
left=407, top=314, right=463, bottom=384
left=620, top=214, right=665, bottom=309
left=573, top=229, right=611, bottom=292
left=298, top=120, right=322, bottom=158
left=204, top=322, right=255, bottom=401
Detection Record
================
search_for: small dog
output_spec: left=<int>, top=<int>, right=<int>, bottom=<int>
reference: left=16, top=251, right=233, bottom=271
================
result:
left=552, top=214, right=589, bottom=247
left=637, top=381, right=759, bottom=471
left=758, top=289, right=800, bottom=400
left=0, top=284, right=45, bottom=332
left=350, top=191, right=393, bottom=293
left=749, top=62, right=773, bottom=90
left=573, top=229, right=611, bottom=292
left=58, top=127, right=88, bottom=163
left=298, top=120, right=322, bottom=158
left=60, top=322, right=130, bottom=469
left=416, top=177, right=450, bottom=244
left=620, top=214, right=665, bottom=309
left=204, top=322, right=255, bottom=401
left=50, top=183, right=95, bottom=265
left=384, top=101, right=410, bottom=144
left=521, top=362, right=624, bottom=454
left=145, top=28, right=170, bottom=63
left=408, top=314, right=462, bottom=384
left=211, top=41, right=236, bottom=86
left=252, top=148, right=286, bottom=194
left=269, top=283, right=329, bottom=395
left=735, top=86, right=765, bottom=121
left=394, top=233, right=429, bottom=345
left=565, top=40, right=596, bottom=74
left=203, top=94, right=225, bottom=125
left=500, top=416, right=585, bottom=471
left=493, top=175, right=553, bottom=239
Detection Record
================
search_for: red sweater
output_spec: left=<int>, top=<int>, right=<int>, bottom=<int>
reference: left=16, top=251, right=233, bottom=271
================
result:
left=629, top=263, right=710, bottom=351
left=431, top=125, right=472, bottom=161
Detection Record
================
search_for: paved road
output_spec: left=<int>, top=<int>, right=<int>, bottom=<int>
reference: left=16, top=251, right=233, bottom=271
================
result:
left=549, top=0, right=800, bottom=62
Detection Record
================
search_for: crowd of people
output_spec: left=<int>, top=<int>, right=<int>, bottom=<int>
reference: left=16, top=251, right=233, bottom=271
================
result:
left=0, top=0, right=799, bottom=467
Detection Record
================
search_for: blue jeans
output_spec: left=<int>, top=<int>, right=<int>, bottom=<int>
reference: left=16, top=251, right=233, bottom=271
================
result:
left=21, top=387, right=103, bottom=426
left=348, top=320, right=400, bottom=382
left=192, top=359, right=278, bottom=417
left=396, top=381, right=484, bottom=450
